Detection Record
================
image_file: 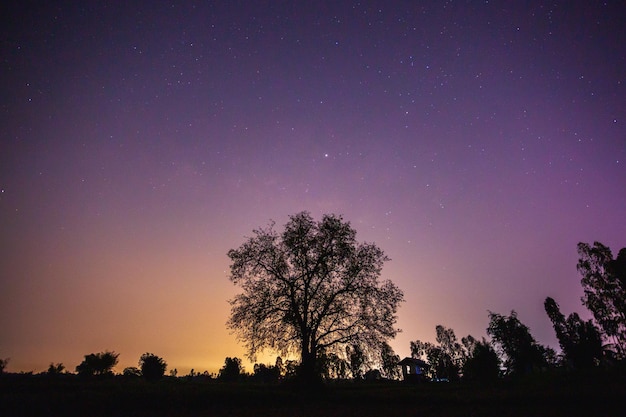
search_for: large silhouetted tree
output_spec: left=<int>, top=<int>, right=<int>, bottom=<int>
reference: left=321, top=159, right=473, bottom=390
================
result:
left=487, top=311, right=548, bottom=376
left=577, top=242, right=626, bottom=357
left=227, top=212, right=404, bottom=382
left=544, top=297, right=603, bottom=369
left=76, top=351, right=119, bottom=377
left=139, top=353, right=167, bottom=381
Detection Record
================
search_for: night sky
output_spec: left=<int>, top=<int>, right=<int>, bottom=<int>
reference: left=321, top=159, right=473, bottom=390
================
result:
left=1, top=1, right=625, bottom=374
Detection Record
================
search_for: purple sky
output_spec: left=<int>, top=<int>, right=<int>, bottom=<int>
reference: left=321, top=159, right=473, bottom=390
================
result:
left=1, top=1, right=625, bottom=374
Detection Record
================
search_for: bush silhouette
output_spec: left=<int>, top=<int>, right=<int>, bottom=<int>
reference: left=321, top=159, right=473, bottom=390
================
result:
left=123, top=366, right=142, bottom=377
left=76, top=351, right=119, bottom=376
left=139, top=353, right=167, bottom=381
left=47, top=362, right=65, bottom=376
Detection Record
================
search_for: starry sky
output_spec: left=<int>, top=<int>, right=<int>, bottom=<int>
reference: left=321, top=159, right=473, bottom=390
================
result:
left=1, top=1, right=625, bottom=375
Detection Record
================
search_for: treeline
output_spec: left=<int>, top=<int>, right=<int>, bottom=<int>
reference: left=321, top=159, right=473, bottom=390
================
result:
left=409, top=241, right=625, bottom=382
left=1, top=241, right=623, bottom=384
left=405, top=241, right=625, bottom=383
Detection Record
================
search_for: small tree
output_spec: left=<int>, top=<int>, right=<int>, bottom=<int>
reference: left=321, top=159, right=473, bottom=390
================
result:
left=347, top=344, right=367, bottom=379
left=76, top=351, right=119, bottom=376
left=0, top=358, right=9, bottom=374
left=218, top=357, right=244, bottom=382
left=47, top=363, right=65, bottom=376
left=227, top=212, right=404, bottom=382
left=139, top=353, right=167, bottom=381
left=274, top=356, right=285, bottom=378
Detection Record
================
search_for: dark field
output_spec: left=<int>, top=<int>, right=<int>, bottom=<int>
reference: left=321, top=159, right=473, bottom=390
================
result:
left=2, top=370, right=625, bottom=417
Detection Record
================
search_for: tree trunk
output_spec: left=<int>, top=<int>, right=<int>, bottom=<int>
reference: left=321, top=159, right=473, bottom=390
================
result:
left=298, top=338, right=319, bottom=384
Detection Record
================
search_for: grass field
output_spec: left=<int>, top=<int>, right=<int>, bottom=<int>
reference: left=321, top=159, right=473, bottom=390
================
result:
left=2, top=369, right=625, bottom=417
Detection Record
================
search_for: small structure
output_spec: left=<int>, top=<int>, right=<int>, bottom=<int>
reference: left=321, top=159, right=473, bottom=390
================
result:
left=398, top=357, right=428, bottom=383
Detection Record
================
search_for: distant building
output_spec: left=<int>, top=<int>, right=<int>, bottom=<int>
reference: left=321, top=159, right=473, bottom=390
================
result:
left=398, top=357, right=429, bottom=383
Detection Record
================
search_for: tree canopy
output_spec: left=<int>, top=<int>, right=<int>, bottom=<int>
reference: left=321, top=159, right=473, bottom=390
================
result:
left=227, top=212, right=404, bottom=381
left=487, top=311, right=550, bottom=376
left=218, top=357, right=244, bottom=382
left=577, top=242, right=626, bottom=357
left=410, top=325, right=467, bottom=381
left=544, top=297, right=603, bottom=369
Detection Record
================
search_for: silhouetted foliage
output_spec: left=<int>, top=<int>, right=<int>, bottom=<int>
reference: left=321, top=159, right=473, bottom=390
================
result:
left=347, top=344, right=367, bottom=379
left=252, top=363, right=280, bottom=383
left=577, top=242, right=626, bottom=357
left=461, top=335, right=479, bottom=354
left=46, top=362, right=65, bottom=376
left=274, top=356, right=285, bottom=378
left=227, top=212, right=404, bottom=382
left=123, top=367, right=142, bottom=377
left=487, top=311, right=549, bottom=376
left=0, top=358, right=9, bottom=374
left=218, top=357, right=244, bottom=382
left=283, top=359, right=299, bottom=378
left=410, top=325, right=466, bottom=381
left=139, top=353, right=167, bottom=381
left=380, top=342, right=401, bottom=380
left=544, top=297, right=603, bottom=369
left=364, top=368, right=382, bottom=380
left=76, top=351, right=119, bottom=377
left=462, top=338, right=500, bottom=384
left=319, top=351, right=350, bottom=379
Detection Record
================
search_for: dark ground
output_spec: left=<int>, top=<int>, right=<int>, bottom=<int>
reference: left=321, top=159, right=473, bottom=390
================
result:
left=2, top=369, right=625, bottom=417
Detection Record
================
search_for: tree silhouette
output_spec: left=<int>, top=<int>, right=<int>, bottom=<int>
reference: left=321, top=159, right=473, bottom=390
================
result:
left=462, top=338, right=500, bottom=384
left=577, top=242, right=626, bottom=357
left=0, top=358, right=9, bottom=374
left=252, top=363, right=280, bottom=383
left=123, top=367, right=142, bottom=377
left=274, top=356, right=285, bottom=378
left=319, top=351, right=350, bottom=379
left=139, top=352, right=167, bottom=381
left=410, top=325, right=466, bottom=381
left=544, top=297, right=603, bottom=369
left=47, top=362, right=65, bottom=376
left=227, top=212, right=404, bottom=382
left=434, top=325, right=466, bottom=381
left=347, top=344, right=367, bottom=379
left=380, top=342, right=401, bottom=380
left=487, top=311, right=548, bottom=376
left=76, top=351, right=119, bottom=377
left=218, top=357, right=244, bottom=382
